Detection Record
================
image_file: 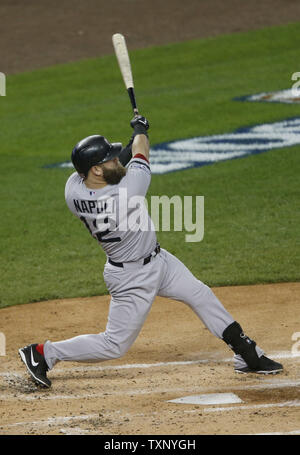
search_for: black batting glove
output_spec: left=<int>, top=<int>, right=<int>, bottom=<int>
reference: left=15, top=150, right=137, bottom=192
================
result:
left=130, top=115, right=149, bottom=137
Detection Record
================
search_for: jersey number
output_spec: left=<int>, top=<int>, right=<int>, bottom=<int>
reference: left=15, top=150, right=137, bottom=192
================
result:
left=80, top=216, right=121, bottom=243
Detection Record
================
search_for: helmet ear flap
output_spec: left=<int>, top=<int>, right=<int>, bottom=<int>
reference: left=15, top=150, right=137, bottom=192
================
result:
left=71, top=147, right=88, bottom=176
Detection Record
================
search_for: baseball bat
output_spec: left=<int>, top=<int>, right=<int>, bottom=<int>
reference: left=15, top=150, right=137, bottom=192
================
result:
left=112, top=33, right=139, bottom=116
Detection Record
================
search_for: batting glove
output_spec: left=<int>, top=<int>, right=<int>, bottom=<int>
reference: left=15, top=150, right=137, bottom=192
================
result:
left=130, top=115, right=149, bottom=137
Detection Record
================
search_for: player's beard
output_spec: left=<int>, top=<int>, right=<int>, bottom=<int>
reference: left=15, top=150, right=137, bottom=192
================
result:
left=102, top=161, right=127, bottom=185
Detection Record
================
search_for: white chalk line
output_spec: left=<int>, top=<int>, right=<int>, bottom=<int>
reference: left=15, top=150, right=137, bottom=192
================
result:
left=54, top=359, right=210, bottom=373
left=183, top=400, right=300, bottom=413
left=48, top=350, right=300, bottom=374
left=1, top=378, right=300, bottom=402
left=2, top=400, right=300, bottom=431
left=0, top=359, right=209, bottom=377
left=1, top=413, right=99, bottom=429
left=250, top=429, right=300, bottom=435
left=1, top=350, right=298, bottom=378
left=59, top=426, right=91, bottom=435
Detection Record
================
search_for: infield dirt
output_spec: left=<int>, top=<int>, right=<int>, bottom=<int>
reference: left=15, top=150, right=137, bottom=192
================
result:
left=1, top=283, right=299, bottom=435
left=1, top=0, right=300, bottom=75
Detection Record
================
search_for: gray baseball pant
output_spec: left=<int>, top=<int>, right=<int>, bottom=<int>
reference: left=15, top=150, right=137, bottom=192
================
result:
left=44, top=248, right=234, bottom=369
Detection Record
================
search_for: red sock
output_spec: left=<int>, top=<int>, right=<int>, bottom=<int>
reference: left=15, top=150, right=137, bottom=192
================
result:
left=36, top=344, right=44, bottom=356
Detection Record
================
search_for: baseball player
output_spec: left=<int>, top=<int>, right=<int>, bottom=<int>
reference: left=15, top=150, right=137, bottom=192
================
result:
left=19, top=115, right=283, bottom=388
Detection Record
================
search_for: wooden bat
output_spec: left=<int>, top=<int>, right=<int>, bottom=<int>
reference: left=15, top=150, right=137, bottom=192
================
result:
left=112, top=33, right=139, bottom=116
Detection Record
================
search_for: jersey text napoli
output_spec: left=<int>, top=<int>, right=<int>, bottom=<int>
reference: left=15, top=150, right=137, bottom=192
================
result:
left=65, top=156, right=157, bottom=262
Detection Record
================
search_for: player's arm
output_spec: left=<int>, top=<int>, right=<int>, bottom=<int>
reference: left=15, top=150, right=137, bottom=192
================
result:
left=130, top=115, right=150, bottom=161
left=118, top=116, right=150, bottom=166
left=124, top=115, right=151, bottom=197
left=118, top=136, right=134, bottom=167
left=132, top=134, right=149, bottom=161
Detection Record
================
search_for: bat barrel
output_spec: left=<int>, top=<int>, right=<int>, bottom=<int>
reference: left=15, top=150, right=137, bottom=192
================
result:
left=112, top=33, right=139, bottom=115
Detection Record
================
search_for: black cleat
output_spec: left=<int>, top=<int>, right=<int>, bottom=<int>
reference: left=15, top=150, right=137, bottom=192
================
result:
left=18, top=344, right=51, bottom=388
left=235, top=355, right=283, bottom=375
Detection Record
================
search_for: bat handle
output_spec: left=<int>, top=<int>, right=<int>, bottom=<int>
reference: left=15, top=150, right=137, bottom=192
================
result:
left=127, top=87, right=139, bottom=116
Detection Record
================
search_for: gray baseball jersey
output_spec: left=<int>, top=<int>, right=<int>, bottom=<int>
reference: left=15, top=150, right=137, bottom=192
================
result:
left=65, top=155, right=157, bottom=262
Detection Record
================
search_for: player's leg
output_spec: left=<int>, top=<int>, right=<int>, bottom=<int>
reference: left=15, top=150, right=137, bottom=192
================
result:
left=19, top=291, right=151, bottom=388
left=158, top=249, right=234, bottom=338
left=43, top=295, right=149, bottom=369
left=43, top=259, right=164, bottom=370
left=157, top=249, right=283, bottom=374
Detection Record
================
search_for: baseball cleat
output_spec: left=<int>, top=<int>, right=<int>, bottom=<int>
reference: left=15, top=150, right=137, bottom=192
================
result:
left=18, top=344, right=51, bottom=388
left=235, top=355, right=283, bottom=375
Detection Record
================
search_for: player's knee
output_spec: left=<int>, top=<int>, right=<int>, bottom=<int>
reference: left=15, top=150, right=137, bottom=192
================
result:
left=104, top=334, right=131, bottom=359
left=186, top=283, right=219, bottom=310
left=193, top=282, right=215, bottom=303
left=118, top=343, right=131, bottom=358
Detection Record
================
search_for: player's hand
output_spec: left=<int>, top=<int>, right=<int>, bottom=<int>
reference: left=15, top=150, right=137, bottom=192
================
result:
left=130, top=115, right=150, bottom=135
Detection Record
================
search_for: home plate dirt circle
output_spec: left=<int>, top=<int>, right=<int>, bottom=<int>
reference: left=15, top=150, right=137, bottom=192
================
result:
left=1, top=282, right=300, bottom=435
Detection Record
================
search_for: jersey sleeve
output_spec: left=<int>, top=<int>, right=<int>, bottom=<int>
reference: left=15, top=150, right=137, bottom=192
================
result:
left=124, top=154, right=151, bottom=197
left=64, top=172, right=83, bottom=216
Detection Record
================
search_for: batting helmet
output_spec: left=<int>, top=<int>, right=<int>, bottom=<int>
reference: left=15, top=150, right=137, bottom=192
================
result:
left=71, top=135, right=122, bottom=176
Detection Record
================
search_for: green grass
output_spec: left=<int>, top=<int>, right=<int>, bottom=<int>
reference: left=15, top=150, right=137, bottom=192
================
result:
left=0, top=22, right=300, bottom=308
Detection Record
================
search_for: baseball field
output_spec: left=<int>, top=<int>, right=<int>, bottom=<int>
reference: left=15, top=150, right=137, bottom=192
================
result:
left=0, top=0, right=300, bottom=437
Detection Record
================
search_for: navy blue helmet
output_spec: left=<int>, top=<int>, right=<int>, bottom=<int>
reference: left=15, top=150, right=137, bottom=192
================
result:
left=71, top=135, right=122, bottom=176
